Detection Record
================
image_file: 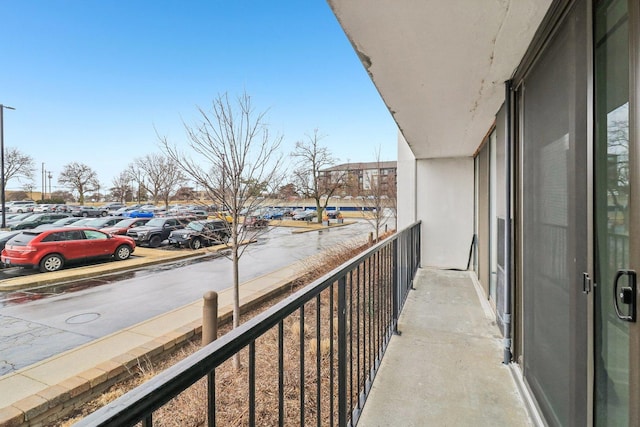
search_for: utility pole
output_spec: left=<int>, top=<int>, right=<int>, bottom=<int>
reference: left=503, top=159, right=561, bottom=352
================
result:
left=47, top=171, right=52, bottom=199
left=0, top=104, right=16, bottom=229
left=41, top=162, right=45, bottom=201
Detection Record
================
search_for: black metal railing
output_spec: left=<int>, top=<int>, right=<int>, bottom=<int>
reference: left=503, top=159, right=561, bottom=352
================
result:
left=76, top=222, right=421, bottom=427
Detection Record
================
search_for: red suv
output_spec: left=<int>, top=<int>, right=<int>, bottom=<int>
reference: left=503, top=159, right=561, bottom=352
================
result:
left=1, top=227, right=136, bottom=273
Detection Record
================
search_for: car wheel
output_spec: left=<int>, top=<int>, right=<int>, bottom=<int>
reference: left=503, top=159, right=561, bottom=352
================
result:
left=17, top=209, right=23, bottom=213
left=82, top=212, right=89, bottom=217
left=101, top=211, right=108, bottom=217
left=190, top=237, right=202, bottom=250
left=114, top=244, right=132, bottom=260
left=39, top=254, right=64, bottom=273
left=148, top=235, right=162, bottom=248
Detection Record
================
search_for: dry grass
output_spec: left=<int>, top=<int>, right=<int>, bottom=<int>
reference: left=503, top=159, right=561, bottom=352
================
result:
left=56, top=232, right=394, bottom=426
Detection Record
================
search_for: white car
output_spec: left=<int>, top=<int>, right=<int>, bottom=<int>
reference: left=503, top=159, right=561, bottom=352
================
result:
left=32, top=204, right=53, bottom=213
left=7, top=201, right=36, bottom=213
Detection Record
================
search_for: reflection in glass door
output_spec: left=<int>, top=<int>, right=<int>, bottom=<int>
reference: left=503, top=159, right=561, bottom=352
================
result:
left=594, top=0, right=631, bottom=424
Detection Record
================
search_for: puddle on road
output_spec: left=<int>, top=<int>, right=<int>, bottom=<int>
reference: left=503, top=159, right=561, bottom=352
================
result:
left=0, top=254, right=221, bottom=306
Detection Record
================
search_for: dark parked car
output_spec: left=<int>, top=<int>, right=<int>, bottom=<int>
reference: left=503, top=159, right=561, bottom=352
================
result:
left=168, top=219, right=230, bottom=249
left=100, top=202, right=126, bottom=211
left=0, top=230, right=21, bottom=269
left=325, top=209, right=340, bottom=219
left=10, top=213, right=71, bottom=230
left=33, top=216, right=84, bottom=230
left=5, top=213, right=36, bottom=228
left=243, top=215, right=269, bottom=229
left=101, top=218, right=152, bottom=236
left=126, top=216, right=194, bottom=248
left=262, top=209, right=284, bottom=220
left=1, top=227, right=135, bottom=272
left=54, top=204, right=74, bottom=213
left=292, top=210, right=317, bottom=221
left=0, top=230, right=21, bottom=252
left=71, top=206, right=109, bottom=217
left=82, top=216, right=126, bottom=229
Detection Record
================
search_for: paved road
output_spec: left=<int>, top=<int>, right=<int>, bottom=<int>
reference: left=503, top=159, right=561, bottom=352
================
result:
left=0, top=221, right=377, bottom=375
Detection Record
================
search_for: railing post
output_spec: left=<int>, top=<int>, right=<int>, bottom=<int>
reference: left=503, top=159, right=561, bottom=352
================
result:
left=392, top=238, right=400, bottom=335
left=338, top=276, right=347, bottom=427
left=203, top=291, right=218, bottom=427
left=203, top=291, right=219, bottom=346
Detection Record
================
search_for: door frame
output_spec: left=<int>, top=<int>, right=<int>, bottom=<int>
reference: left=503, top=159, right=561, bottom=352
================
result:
left=628, top=0, right=639, bottom=423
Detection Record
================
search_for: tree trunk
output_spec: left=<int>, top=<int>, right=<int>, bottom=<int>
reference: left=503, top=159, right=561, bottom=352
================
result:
left=232, top=231, right=241, bottom=370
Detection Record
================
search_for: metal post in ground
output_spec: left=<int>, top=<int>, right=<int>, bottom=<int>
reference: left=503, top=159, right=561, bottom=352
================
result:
left=202, top=291, right=218, bottom=346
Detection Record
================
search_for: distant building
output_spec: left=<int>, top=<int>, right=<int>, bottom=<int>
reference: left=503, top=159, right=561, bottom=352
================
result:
left=319, top=161, right=397, bottom=196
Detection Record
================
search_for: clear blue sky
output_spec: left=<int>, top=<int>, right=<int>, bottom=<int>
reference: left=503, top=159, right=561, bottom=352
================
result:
left=0, top=1, right=398, bottom=194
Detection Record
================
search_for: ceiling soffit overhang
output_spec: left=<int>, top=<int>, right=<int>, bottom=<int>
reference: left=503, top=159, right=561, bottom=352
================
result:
left=328, top=0, right=553, bottom=159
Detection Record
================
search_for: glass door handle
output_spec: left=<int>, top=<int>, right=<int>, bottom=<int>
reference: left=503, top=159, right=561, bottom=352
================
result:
left=613, top=269, right=637, bottom=322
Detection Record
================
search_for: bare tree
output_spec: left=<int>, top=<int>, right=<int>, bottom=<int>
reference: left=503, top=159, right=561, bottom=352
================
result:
left=22, top=182, right=35, bottom=200
left=111, top=171, right=132, bottom=203
left=291, top=129, right=345, bottom=223
left=134, top=154, right=186, bottom=208
left=126, top=162, right=147, bottom=203
left=58, top=162, right=99, bottom=204
left=4, top=147, right=35, bottom=191
left=356, top=147, right=396, bottom=240
left=161, top=91, right=283, bottom=365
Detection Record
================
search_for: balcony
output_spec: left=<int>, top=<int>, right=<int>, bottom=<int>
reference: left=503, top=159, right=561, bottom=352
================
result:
left=75, top=222, right=532, bottom=426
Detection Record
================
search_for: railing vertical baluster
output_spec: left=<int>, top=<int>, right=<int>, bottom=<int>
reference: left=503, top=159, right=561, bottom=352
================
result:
left=316, top=294, right=321, bottom=427
left=338, top=275, right=347, bottom=427
left=367, top=255, right=372, bottom=378
left=208, top=370, right=216, bottom=427
left=393, top=238, right=399, bottom=335
left=376, top=252, right=384, bottom=366
left=385, top=244, right=389, bottom=338
left=142, top=414, right=152, bottom=427
left=349, top=269, right=354, bottom=415
left=249, top=341, right=256, bottom=427
left=364, top=259, right=368, bottom=391
left=278, top=321, right=284, bottom=427
left=299, top=306, right=305, bottom=427
left=354, top=267, right=360, bottom=412
left=329, top=282, right=335, bottom=427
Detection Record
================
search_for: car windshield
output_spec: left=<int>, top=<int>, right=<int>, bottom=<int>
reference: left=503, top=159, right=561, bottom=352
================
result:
left=187, top=222, right=205, bottom=232
left=85, top=218, right=109, bottom=227
left=22, top=214, right=43, bottom=221
left=51, top=218, right=75, bottom=225
left=146, top=218, right=166, bottom=227
left=11, top=213, right=32, bottom=221
left=113, top=219, right=136, bottom=227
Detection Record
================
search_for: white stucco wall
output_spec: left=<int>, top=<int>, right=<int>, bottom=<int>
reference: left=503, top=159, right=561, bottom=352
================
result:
left=397, top=132, right=416, bottom=229
left=417, top=157, right=475, bottom=269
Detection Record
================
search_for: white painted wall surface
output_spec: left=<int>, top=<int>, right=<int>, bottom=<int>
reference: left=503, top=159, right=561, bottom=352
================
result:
left=397, top=132, right=416, bottom=229
left=417, top=157, right=475, bottom=269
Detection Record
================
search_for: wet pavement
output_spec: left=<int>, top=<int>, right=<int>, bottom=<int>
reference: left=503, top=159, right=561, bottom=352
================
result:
left=0, top=220, right=376, bottom=376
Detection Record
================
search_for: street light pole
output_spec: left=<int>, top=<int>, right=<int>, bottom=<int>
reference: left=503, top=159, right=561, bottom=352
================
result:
left=47, top=171, right=52, bottom=199
left=0, top=104, right=16, bottom=229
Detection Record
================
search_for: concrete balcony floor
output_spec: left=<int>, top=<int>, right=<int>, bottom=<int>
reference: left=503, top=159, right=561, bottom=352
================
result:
left=358, top=268, right=533, bottom=426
